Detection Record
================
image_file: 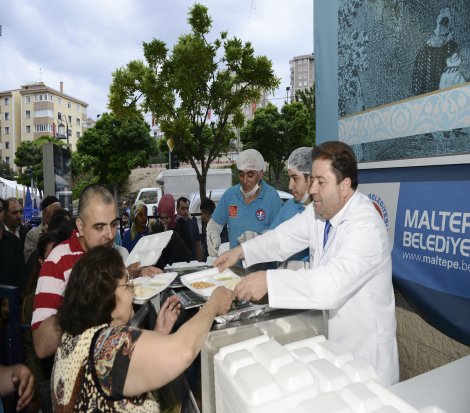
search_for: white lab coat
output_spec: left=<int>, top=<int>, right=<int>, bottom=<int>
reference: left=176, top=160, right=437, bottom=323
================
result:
left=242, top=191, right=399, bottom=386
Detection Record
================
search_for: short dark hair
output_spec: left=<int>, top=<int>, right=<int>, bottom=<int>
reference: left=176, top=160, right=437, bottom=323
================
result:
left=57, top=246, right=124, bottom=336
left=48, top=208, right=72, bottom=233
left=3, top=197, right=20, bottom=212
left=176, top=196, right=189, bottom=208
left=37, top=231, right=59, bottom=260
left=200, top=198, right=216, bottom=215
left=41, top=195, right=60, bottom=211
left=78, top=184, right=115, bottom=218
left=312, top=141, right=358, bottom=190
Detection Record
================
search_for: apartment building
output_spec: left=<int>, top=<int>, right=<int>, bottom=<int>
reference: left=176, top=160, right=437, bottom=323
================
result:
left=0, top=82, right=88, bottom=170
left=289, top=53, right=315, bottom=99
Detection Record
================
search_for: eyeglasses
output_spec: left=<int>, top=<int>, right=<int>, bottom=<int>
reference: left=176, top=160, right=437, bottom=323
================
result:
left=117, top=270, right=134, bottom=293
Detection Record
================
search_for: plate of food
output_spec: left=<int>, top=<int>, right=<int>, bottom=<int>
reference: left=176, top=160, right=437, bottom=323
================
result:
left=180, top=267, right=242, bottom=297
left=133, top=272, right=178, bottom=304
left=124, top=231, right=173, bottom=268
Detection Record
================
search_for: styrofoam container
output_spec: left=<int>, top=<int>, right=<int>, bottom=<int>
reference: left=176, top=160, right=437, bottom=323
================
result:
left=340, top=382, right=383, bottom=412
left=252, top=340, right=294, bottom=374
left=132, top=272, right=178, bottom=305
left=124, top=230, right=173, bottom=267
left=306, top=359, right=350, bottom=392
left=214, top=334, right=440, bottom=413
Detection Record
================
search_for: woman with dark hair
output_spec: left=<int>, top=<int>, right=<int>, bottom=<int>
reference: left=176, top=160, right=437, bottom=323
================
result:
left=22, top=231, right=59, bottom=413
left=52, top=246, right=233, bottom=412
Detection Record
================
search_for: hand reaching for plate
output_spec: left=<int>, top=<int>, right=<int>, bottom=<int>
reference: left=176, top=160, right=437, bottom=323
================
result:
left=155, top=295, right=181, bottom=335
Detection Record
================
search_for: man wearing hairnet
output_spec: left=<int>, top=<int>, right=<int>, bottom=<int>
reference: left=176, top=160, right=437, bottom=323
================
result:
left=270, top=147, right=312, bottom=269
left=206, top=149, right=282, bottom=257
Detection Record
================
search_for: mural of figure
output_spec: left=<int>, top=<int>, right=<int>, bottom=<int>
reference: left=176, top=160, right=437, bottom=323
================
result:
left=411, top=7, right=459, bottom=95
left=439, top=52, right=466, bottom=89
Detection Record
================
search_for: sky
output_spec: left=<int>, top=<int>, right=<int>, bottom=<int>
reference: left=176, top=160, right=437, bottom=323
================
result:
left=0, top=0, right=314, bottom=121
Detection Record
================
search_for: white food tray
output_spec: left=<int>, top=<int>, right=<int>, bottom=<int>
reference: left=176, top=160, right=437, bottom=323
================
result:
left=124, top=230, right=173, bottom=267
left=164, top=260, right=209, bottom=270
left=133, top=272, right=178, bottom=304
left=180, top=267, right=242, bottom=297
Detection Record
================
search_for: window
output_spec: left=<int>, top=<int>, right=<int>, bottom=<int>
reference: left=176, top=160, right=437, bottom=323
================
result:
left=26, top=125, right=31, bottom=133
left=5, top=157, right=9, bottom=164
left=4, top=97, right=9, bottom=105
left=25, top=95, right=31, bottom=103
left=5, top=142, right=9, bottom=149
left=4, top=113, right=9, bottom=121
left=76, top=118, right=80, bottom=126
left=4, top=127, right=9, bottom=135
left=68, top=115, right=72, bottom=124
left=35, top=109, right=54, bottom=117
left=35, top=124, right=53, bottom=133
left=58, top=97, right=62, bottom=105
left=25, top=110, right=31, bottom=119
left=67, top=101, right=72, bottom=109
left=76, top=104, right=80, bottom=111
left=76, top=131, right=80, bottom=139
left=298, top=66, right=303, bottom=72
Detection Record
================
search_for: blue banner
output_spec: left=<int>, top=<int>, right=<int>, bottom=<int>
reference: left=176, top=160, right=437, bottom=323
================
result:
left=392, top=180, right=470, bottom=344
left=393, top=181, right=470, bottom=298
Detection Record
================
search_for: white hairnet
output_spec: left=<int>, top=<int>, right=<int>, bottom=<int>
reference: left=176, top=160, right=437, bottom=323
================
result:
left=236, top=149, right=265, bottom=171
left=287, top=147, right=313, bottom=174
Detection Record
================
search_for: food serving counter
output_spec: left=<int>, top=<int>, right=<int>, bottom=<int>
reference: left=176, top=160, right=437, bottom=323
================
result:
left=132, top=263, right=327, bottom=412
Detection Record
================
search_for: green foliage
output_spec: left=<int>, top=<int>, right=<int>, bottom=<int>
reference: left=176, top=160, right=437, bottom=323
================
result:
left=14, top=135, right=65, bottom=189
left=76, top=112, right=157, bottom=192
left=240, top=101, right=312, bottom=187
left=294, top=85, right=316, bottom=146
left=108, top=2, right=280, bottom=199
left=0, top=160, right=16, bottom=180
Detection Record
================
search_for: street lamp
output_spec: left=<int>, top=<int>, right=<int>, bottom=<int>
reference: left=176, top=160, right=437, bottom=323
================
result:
left=285, top=86, right=290, bottom=104
left=57, top=113, right=70, bottom=149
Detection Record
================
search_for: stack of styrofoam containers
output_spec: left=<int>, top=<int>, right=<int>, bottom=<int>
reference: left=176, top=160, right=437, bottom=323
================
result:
left=214, top=335, right=444, bottom=413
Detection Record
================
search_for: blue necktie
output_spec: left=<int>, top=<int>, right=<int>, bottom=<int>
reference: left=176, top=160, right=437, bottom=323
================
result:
left=323, top=220, right=332, bottom=248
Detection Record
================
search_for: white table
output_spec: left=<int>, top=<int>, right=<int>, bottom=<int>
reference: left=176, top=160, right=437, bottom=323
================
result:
left=390, top=355, right=470, bottom=413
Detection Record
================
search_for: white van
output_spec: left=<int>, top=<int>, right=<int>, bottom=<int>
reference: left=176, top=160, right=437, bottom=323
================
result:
left=134, top=187, right=163, bottom=216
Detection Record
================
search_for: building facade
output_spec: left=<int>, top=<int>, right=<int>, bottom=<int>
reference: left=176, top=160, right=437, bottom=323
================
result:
left=0, top=82, right=88, bottom=170
left=289, top=53, right=315, bottom=99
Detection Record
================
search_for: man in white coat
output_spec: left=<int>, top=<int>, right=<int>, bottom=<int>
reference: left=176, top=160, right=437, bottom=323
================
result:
left=215, top=141, right=399, bottom=386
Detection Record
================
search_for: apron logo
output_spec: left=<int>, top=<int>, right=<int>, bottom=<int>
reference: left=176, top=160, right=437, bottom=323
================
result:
left=229, top=205, right=238, bottom=217
left=256, top=209, right=266, bottom=221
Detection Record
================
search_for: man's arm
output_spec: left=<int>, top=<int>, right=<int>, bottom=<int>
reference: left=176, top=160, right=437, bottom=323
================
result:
left=32, top=315, right=62, bottom=358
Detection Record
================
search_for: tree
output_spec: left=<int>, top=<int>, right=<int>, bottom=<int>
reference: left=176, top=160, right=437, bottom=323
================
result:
left=0, top=161, right=15, bottom=180
left=108, top=3, right=280, bottom=201
left=76, top=112, right=157, bottom=198
left=295, top=85, right=316, bottom=146
left=241, top=102, right=311, bottom=187
left=14, top=136, right=65, bottom=189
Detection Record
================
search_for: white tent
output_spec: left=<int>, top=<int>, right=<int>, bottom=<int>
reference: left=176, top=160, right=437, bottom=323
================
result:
left=0, top=177, right=25, bottom=199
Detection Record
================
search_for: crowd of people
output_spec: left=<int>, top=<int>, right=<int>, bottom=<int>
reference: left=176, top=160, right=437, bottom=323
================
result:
left=0, top=141, right=399, bottom=411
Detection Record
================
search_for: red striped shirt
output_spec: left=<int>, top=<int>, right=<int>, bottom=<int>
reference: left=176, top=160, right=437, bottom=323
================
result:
left=31, top=230, right=84, bottom=329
